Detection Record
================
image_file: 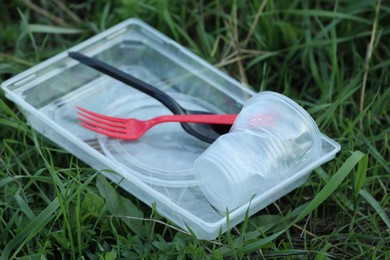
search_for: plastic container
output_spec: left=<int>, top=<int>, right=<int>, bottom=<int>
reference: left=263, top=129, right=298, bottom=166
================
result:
left=194, top=91, right=322, bottom=211
left=98, top=92, right=215, bottom=187
left=1, top=18, right=340, bottom=240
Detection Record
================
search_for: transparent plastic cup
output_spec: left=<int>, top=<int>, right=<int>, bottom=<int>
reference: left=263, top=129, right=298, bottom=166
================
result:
left=194, top=91, right=322, bottom=211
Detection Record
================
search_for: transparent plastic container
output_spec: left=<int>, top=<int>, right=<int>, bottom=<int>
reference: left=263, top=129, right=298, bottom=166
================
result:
left=1, top=18, right=340, bottom=240
left=194, top=91, right=322, bottom=211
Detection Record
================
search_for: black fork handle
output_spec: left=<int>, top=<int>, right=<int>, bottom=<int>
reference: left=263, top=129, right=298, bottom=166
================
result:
left=68, top=52, right=187, bottom=115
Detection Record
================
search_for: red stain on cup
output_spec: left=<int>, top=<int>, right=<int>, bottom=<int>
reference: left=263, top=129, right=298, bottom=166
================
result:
left=249, top=114, right=274, bottom=127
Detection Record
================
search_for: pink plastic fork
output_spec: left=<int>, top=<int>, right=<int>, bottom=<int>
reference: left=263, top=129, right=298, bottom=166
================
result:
left=77, top=107, right=238, bottom=140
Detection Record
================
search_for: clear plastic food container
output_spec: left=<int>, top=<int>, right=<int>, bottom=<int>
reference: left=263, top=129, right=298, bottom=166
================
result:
left=1, top=18, right=340, bottom=240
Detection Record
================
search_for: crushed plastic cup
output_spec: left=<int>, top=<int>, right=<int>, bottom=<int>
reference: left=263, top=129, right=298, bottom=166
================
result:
left=194, top=91, right=322, bottom=212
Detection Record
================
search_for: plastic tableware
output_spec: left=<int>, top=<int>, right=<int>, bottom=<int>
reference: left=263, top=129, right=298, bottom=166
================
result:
left=96, top=92, right=219, bottom=187
left=2, top=18, right=340, bottom=240
left=194, top=91, right=322, bottom=211
left=77, top=106, right=238, bottom=140
left=68, top=52, right=232, bottom=143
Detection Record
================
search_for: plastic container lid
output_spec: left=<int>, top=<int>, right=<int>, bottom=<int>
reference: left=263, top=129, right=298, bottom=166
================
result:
left=98, top=92, right=223, bottom=187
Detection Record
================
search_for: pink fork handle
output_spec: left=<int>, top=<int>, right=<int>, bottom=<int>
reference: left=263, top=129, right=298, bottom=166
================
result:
left=151, top=114, right=238, bottom=125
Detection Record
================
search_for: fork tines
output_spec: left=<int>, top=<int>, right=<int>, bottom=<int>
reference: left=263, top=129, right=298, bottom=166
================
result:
left=77, top=106, right=129, bottom=139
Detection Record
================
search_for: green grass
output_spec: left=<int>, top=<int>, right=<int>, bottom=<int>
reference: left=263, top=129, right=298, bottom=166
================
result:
left=1, top=0, right=389, bottom=259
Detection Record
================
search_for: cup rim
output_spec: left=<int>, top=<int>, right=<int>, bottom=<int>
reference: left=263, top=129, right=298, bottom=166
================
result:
left=245, top=91, right=322, bottom=158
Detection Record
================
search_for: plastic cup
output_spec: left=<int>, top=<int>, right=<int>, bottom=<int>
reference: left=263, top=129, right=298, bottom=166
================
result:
left=194, top=91, right=322, bottom=212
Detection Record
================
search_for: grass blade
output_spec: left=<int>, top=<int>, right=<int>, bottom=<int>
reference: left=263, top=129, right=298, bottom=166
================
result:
left=28, top=24, right=83, bottom=34
left=359, top=189, right=390, bottom=229
left=293, top=151, right=366, bottom=224
left=353, top=154, right=368, bottom=201
left=1, top=198, right=59, bottom=259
